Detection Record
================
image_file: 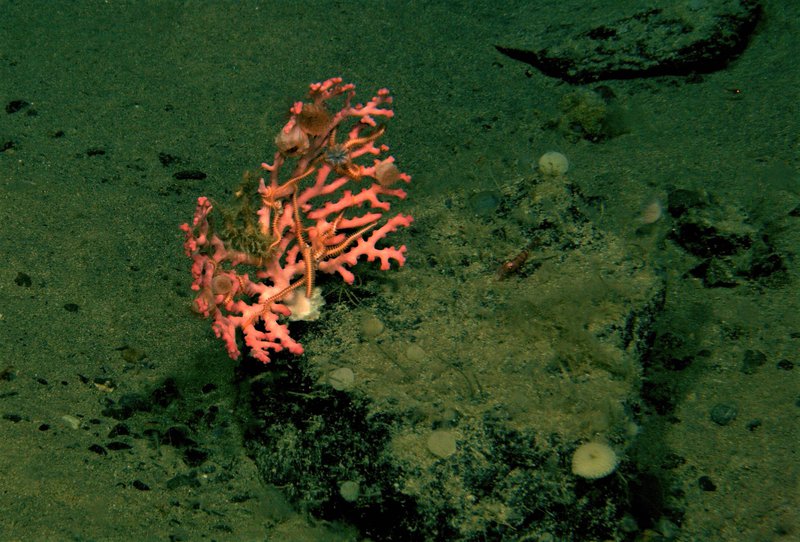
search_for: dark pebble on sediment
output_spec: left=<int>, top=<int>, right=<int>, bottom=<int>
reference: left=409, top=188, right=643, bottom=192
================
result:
left=698, top=476, right=716, bottom=491
left=710, top=403, right=737, bottom=426
left=173, top=169, right=207, bottom=180
left=741, top=349, right=766, bottom=374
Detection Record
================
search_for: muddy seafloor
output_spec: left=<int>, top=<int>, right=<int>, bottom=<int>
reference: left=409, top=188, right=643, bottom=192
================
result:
left=1, top=1, right=797, bottom=541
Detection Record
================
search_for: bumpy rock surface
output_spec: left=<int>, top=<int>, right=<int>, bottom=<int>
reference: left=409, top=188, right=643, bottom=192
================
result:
left=496, top=0, right=762, bottom=83
left=245, top=169, right=665, bottom=540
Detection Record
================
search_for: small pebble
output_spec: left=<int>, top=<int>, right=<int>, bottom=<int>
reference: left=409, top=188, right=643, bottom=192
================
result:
left=108, top=424, right=130, bottom=438
left=746, top=419, right=762, bottom=431
left=741, top=349, right=766, bottom=374
left=61, top=414, right=81, bottom=429
left=698, top=475, right=716, bottom=491
left=14, top=272, right=31, bottom=287
left=173, top=169, right=207, bottom=180
left=6, top=100, right=30, bottom=114
left=710, top=403, right=737, bottom=426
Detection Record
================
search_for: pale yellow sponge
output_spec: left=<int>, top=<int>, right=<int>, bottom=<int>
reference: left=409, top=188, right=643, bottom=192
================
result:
left=571, top=441, right=618, bottom=479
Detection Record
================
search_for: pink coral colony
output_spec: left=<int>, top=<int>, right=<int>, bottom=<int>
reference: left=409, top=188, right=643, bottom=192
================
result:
left=180, top=77, right=412, bottom=363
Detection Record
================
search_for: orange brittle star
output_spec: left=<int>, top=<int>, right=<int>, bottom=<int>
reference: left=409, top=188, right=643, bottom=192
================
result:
left=323, top=124, right=386, bottom=181
left=258, top=188, right=377, bottom=313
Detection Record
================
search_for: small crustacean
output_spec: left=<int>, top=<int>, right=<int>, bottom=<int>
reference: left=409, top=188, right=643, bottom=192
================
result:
left=496, top=240, right=541, bottom=280
left=497, top=248, right=530, bottom=280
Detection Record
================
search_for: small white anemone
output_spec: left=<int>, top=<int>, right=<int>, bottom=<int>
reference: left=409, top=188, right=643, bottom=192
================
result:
left=286, top=287, right=325, bottom=321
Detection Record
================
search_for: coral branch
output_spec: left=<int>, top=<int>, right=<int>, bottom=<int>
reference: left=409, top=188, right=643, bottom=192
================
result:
left=180, top=78, right=412, bottom=363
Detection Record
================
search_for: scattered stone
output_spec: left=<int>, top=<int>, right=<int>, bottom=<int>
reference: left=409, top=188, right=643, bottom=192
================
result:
left=88, top=444, right=107, bottom=456
left=158, top=152, right=180, bottom=167
left=201, top=382, right=218, bottom=393
left=93, top=377, right=116, bottom=393
left=671, top=211, right=753, bottom=258
left=160, top=426, right=196, bottom=447
left=495, top=0, right=762, bottom=83
left=710, top=403, right=738, bottom=426
left=664, top=356, right=692, bottom=371
left=741, top=349, right=766, bottom=374
left=5, top=100, right=30, bottom=114
left=746, top=419, right=762, bottom=431
left=61, top=414, right=81, bottom=429
left=667, top=188, right=708, bottom=218
left=106, top=441, right=132, bottom=451
left=660, top=452, right=686, bottom=470
left=151, top=378, right=181, bottom=407
left=173, top=169, right=207, bottom=180
left=669, top=199, right=785, bottom=287
left=556, top=88, right=628, bottom=142
left=108, top=423, right=130, bottom=438
left=120, top=346, right=147, bottom=363
left=102, top=393, right=150, bottom=420
left=132, top=480, right=150, bottom=491
left=14, top=272, right=31, bottom=287
left=698, top=475, right=717, bottom=491
left=183, top=447, right=209, bottom=467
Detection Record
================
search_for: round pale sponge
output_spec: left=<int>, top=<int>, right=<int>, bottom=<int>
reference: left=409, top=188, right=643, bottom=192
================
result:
left=571, top=441, right=618, bottom=479
left=538, top=151, right=570, bottom=176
